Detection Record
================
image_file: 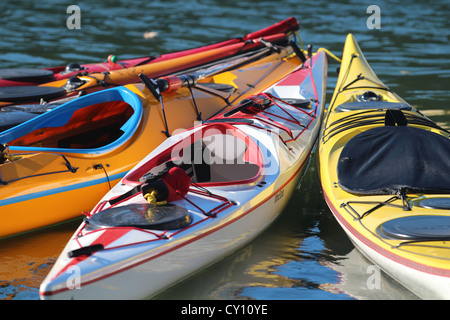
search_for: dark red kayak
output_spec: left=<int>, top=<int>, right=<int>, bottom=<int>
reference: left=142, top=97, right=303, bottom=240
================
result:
left=0, top=17, right=299, bottom=87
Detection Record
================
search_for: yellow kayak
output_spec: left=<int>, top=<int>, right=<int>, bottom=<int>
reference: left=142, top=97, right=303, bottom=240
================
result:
left=0, top=44, right=303, bottom=239
left=318, top=34, right=450, bottom=299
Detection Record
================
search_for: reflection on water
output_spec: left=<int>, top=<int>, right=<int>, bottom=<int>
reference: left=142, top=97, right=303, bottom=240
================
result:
left=154, top=160, right=419, bottom=300
left=0, top=219, right=81, bottom=300
left=0, top=0, right=448, bottom=300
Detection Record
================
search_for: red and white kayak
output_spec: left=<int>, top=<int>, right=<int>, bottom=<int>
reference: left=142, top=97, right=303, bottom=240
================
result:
left=39, top=50, right=328, bottom=300
left=0, top=17, right=299, bottom=88
left=0, top=18, right=300, bottom=112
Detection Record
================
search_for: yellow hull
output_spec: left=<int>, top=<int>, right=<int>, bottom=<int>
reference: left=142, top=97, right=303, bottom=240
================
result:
left=318, top=34, right=450, bottom=299
left=0, top=47, right=302, bottom=239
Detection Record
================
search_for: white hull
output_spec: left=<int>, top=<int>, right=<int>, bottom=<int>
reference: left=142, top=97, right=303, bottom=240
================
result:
left=335, top=213, right=450, bottom=300
left=46, top=158, right=303, bottom=300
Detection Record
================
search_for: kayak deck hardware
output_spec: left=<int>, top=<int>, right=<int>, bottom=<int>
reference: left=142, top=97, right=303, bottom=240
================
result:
left=81, top=185, right=236, bottom=252
left=322, top=107, right=450, bottom=144
left=222, top=92, right=316, bottom=148
left=68, top=244, right=104, bottom=258
left=138, top=73, right=207, bottom=137
left=93, top=163, right=112, bottom=190
left=0, top=153, right=78, bottom=185
left=336, top=54, right=391, bottom=94
left=340, top=195, right=406, bottom=221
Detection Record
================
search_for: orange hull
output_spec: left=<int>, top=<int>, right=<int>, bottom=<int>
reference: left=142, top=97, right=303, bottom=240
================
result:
left=0, top=46, right=303, bottom=239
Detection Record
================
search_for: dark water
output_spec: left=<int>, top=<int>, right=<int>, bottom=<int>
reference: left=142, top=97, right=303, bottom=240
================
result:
left=0, top=0, right=448, bottom=300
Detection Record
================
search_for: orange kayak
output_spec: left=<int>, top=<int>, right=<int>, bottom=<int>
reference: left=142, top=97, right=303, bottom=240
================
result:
left=0, top=18, right=300, bottom=107
left=0, top=42, right=304, bottom=239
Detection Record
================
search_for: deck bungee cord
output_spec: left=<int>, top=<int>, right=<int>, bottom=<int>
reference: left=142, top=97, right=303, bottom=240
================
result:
left=0, top=151, right=78, bottom=185
left=339, top=196, right=450, bottom=258
left=70, top=186, right=236, bottom=258
left=322, top=107, right=450, bottom=144
left=320, top=44, right=449, bottom=145
left=134, top=40, right=305, bottom=139
left=87, top=89, right=316, bottom=214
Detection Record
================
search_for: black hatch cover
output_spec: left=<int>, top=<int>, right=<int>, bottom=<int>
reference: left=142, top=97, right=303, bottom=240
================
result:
left=378, top=215, right=450, bottom=241
left=0, top=86, right=65, bottom=102
left=86, top=203, right=192, bottom=230
left=0, top=68, right=54, bottom=83
left=338, top=126, right=450, bottom=195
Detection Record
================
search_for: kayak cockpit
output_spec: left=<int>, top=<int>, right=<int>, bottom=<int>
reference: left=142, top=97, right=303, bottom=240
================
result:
left=7, top=100, right=134, bottom=149
left=0, top=87, right=143, bottom=154
left=83, top=123, right=263, bottom=237
left=125, top=122, right=263, bottom=187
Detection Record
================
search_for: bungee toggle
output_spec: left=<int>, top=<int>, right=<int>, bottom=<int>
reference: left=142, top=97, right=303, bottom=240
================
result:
left=142, top=167, right=191, bottom=206
left=144, top=190, right=167, bottom=206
